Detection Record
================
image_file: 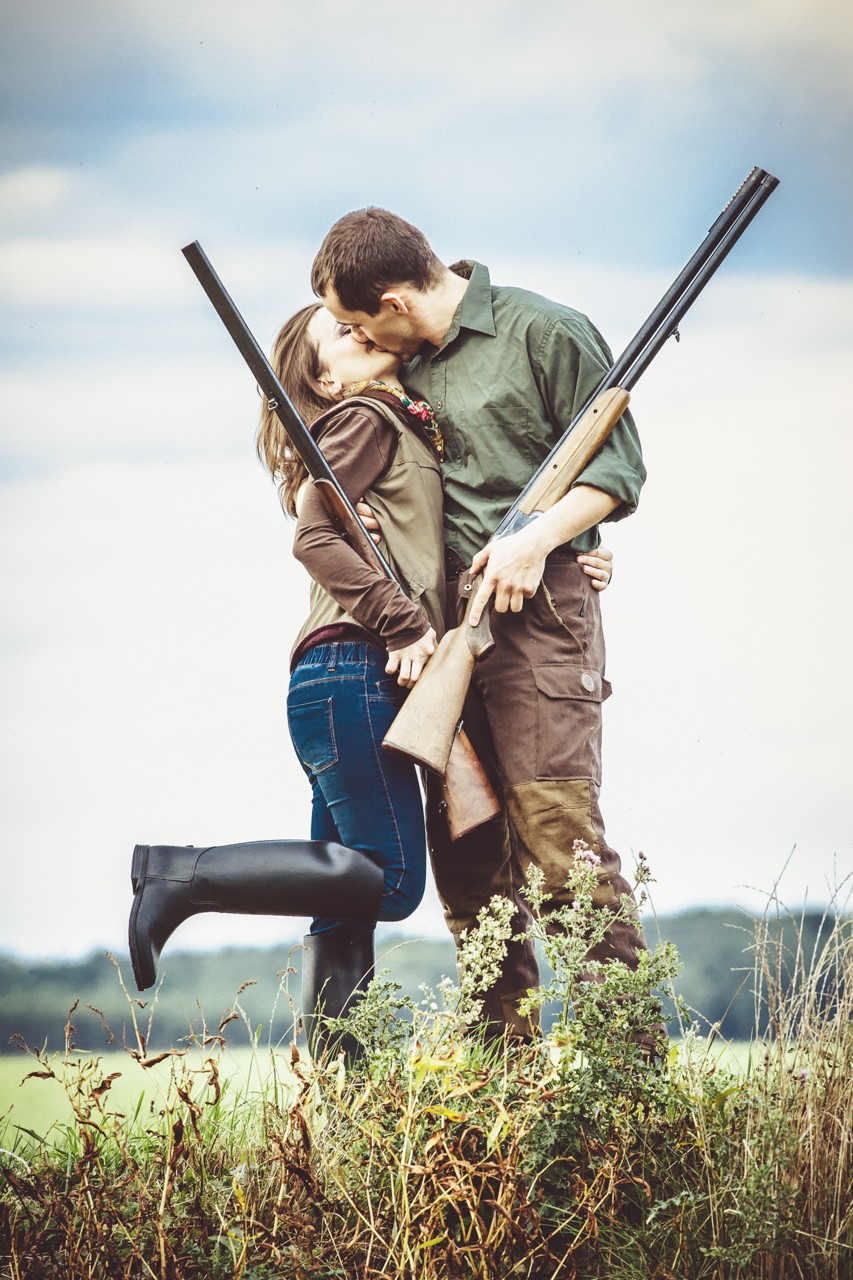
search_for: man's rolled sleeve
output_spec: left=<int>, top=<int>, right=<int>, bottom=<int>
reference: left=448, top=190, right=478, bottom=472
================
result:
left=569, top=412, right=646, bottom=522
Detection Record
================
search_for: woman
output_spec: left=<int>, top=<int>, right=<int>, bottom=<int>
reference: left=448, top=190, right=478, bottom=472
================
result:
left=128, top=304, right=614, bottom=1056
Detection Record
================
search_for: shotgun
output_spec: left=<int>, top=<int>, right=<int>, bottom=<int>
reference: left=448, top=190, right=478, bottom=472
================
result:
left=382, top=166, right=780, bottom=775
left=181, top=240, right=500, bottom=838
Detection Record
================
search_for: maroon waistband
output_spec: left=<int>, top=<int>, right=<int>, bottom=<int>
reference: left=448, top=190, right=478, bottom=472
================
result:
left=290, top=622, right=379, bottom=673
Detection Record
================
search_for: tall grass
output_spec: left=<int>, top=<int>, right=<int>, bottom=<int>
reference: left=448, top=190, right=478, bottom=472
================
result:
left=1, top=861, right=850, bottom=1279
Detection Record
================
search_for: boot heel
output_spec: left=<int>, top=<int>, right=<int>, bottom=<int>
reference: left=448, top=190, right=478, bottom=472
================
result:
left=131, top=844, right=149, bottom=893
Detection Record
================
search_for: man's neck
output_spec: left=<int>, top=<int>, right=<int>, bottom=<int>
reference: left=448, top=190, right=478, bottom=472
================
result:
left=417, top=268, right=469, bottom=348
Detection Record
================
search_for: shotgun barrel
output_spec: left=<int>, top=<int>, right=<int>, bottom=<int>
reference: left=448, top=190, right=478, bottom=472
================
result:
left=494, top=167, right=779, bottom=541
left=182, top=240, right=398, bottom=582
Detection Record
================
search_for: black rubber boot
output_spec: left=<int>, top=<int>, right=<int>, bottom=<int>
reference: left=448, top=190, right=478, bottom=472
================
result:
left=301, top=931, right=376, bottom=1065
left=128, top=841, right=384, bottom=992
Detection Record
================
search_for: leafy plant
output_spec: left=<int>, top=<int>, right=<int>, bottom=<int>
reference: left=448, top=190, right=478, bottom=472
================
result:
left=1, top=858, right=850, bottom=1279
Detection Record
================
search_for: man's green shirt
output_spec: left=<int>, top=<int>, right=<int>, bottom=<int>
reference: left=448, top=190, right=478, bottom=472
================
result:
left=403, top=261, right=646, bottom=563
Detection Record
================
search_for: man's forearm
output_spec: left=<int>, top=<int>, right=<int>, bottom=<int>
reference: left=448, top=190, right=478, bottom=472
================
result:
left=467, top=485, right=619, bottom=623
left=524, top=484, right=620, bottom=559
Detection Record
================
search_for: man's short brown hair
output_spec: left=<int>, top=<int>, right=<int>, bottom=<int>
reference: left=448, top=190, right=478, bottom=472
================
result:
left=311, top=207, right=443, bottom=315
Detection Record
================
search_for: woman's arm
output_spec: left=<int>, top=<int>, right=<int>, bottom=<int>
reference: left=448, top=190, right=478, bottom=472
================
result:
left=293, top=403, right=432, bottom=657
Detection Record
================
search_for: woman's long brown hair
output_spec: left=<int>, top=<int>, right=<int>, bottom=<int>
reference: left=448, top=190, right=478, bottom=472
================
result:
left=256, top=303, right=331, bottom=516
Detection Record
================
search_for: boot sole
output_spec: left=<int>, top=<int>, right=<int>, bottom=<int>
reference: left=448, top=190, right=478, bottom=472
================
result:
left=129, top=844, right=153, bottom=991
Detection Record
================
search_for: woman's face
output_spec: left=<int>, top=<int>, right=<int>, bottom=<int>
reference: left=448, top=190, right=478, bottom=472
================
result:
left=309, top=306, right=401, bottom=398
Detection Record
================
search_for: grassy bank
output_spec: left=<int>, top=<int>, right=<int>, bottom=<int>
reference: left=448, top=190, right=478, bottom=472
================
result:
left=1, top=863, right=850, bottom=1279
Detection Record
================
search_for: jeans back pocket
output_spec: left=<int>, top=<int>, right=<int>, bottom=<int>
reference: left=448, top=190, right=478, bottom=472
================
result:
left=287, top=695, right=338, bottom=774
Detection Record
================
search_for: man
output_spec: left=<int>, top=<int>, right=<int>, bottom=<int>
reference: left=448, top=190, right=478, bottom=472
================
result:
left=311, top=208, right=649, bottom=1039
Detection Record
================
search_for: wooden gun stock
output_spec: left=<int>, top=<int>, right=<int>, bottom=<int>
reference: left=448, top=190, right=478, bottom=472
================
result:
left=383, top=614, right=477, bottom=773
left=313, top=479, right=384, bottom=566
left=382, top=387, right=630, bottom=775
left=443, top=726, right=501, bottom=839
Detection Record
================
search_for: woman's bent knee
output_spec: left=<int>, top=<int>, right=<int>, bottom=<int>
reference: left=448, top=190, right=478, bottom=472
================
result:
left=377, top=872, right=426, bottom=923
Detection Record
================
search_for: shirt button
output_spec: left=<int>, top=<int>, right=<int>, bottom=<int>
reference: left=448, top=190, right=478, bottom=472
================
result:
left=436, top=401, right=443, bottom=410
left=581, top=672, right=596, bottom=692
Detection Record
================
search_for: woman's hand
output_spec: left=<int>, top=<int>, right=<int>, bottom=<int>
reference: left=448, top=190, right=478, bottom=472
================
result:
left=577, top=546, right=614, bottom=591
left=385, top=628, right=437, bottom=688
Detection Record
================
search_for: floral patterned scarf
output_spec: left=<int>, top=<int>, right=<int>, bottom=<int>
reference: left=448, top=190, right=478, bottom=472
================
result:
left=341, top=379, right=445, bottom=462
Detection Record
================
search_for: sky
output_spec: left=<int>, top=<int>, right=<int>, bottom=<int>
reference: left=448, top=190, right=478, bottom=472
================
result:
left=1, top=0, right=851, bottom=962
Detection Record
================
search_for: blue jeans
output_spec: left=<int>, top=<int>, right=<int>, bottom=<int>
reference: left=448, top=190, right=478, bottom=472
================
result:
left=286, top=641, right=426, bottom=935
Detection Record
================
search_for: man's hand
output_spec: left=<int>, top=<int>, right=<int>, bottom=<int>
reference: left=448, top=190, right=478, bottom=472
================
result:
left=355, top=499, right=381, bottom=544
left=577, top=545, right=614, bottom=591
left=467, top=487, right=621, bottom=626
left=385, top=628, right=437, bottom=688
left=468, top=524, right=548, bottom=627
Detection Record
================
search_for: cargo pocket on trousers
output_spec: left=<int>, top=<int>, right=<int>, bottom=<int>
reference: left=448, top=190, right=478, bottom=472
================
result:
left=531, top=664, right=611, bottom=784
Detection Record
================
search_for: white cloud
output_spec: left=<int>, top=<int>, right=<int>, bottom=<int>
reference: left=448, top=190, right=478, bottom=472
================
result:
left=0, top=358, right=246, bottom=470
left=2, top=0, right=851, bottom=960
left=9, top=0, right=849, bottom=108
left=5, top=0, right=851, bottom=228
left=0, top=235, right=192, bottom=308
left=0, top=167, right=76, bottom=227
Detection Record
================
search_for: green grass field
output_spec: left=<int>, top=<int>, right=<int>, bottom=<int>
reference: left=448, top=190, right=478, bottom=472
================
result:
left=0, top=1034, right=755, bottom=1156
left=0, top=1044, right=299, bottom=1154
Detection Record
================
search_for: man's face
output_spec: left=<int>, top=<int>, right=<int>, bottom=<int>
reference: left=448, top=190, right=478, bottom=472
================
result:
left=322, top=288, right=425, bottom=361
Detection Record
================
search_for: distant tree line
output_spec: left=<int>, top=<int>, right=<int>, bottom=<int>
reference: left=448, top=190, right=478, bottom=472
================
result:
left=0, top=908, right=844, bottom=1054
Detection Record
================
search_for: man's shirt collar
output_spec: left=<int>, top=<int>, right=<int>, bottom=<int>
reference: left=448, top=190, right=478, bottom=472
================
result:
left=439, top=260, right=496, bottom=349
